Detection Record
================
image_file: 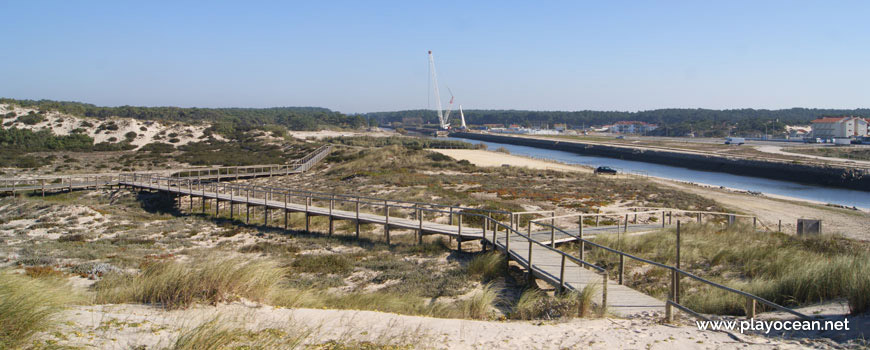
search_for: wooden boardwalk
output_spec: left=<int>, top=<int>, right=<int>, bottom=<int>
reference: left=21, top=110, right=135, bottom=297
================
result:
left=122, top=177, right=666, bottom=316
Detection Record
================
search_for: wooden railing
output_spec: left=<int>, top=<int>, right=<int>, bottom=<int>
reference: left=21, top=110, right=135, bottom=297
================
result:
left=120, top=173, right=610, bottom=313
left=529, top=218, right=811, bottom=322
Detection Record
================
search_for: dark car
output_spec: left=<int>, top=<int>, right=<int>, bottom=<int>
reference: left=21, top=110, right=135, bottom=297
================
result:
left=594, top=166, right=617, bottom=175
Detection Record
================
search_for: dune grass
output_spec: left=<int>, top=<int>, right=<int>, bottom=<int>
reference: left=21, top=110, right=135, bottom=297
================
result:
left=171, top=317, right=310, bottom=350
left=583, top=222, right=870, bottom=315
left=172, top=316, right=418, bottom=350
left=466, top=252, right=506, bottom=282
left=95, top=257, right=285, bottom=309
left=270, top=283, right=500, bottom=320
left=510, top=283, right=601, bottom=320
left=0, top=271, right=80, bottom=349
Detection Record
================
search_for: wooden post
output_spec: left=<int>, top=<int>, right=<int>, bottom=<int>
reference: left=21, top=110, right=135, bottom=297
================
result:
left=328, top=196, right=334, bottom=236
left=675, top=221, right=681, bottom=304
left=633, top=208, right=637, bottom=224
left=662, top=211, right=665, bottom=227
left=624, top=214, right=628, bottom=234
left=753, top=217, right=757, bottom=230
left=509, top=213, right=514, bottom=230
left=449, top=206, right=454, bottom=225
left=417, top=208, right=423, bottom=245
left=246, top=203, right=250, bottom=224
left=384, top=203, right=391, bottom=245
left=491, top=219, right=497, bottom=248
left=215, top=197, right=219, bottom=217
left=778, top=219, right=782, bottom=232
left=697, top=212, right=701, bottom=224
left=41, top=179, right=45, bottom=197
left=668, top=211, right=672, bottom=225
left=283, top=194, right=288, bottom=230
left=527, top=240, right=534, bottom=284
left=189, top=180, right=193, bottom=212
left=618, top=254, right=625, bottom=285
left=264, top=207, right=269, bottom=227
left=505, top=227, right=511, bottom=270
left=676, top=221, right=681, bottom=270
left=305, top=196, right=310, bottom=232
left=355, top=198, right=360, bottom=238
left=667, top=268, right=677, bottom=323
left=457, top=214, right=463, bottom=252
left=579, top=215, right=585, bottom=262
left=559, top=254, right=566, bottom=293
left=746, top=298, right=756, bottom=319
left=600, top=272, right=607, bottom=317
left=550, top=211, right=556, bottom=248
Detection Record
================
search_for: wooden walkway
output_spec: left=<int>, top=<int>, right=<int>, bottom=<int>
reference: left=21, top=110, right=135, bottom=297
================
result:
left=121, top=177, right=666, bottom=316
left=0, top=145, right=332, bottom=195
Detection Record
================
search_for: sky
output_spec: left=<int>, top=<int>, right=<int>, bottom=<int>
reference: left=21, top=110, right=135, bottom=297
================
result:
left=1, top=1, right=869, bottom=113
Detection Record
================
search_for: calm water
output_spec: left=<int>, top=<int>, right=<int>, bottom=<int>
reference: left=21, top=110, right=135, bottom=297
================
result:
left=450, top=137, right=870, bottom=209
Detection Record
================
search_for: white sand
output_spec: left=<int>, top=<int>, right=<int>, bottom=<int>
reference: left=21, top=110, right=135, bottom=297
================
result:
left=431, top=149, right=591, bottom=173
left=0, top=104, right=222, bottom=149
left=57, top=303, right=817, bottom=350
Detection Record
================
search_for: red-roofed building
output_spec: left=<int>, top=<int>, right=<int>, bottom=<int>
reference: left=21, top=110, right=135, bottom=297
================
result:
left=810, top=116, right=868, bottom=139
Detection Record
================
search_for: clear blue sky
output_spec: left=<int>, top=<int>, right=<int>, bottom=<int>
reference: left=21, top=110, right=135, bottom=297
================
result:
left=1, top=1, right=869, bottom=113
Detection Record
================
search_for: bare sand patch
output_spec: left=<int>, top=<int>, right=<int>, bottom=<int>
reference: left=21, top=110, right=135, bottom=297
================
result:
left=430, top=149, right=591, bottom=173
left=56, top=303, right=816, bottom=350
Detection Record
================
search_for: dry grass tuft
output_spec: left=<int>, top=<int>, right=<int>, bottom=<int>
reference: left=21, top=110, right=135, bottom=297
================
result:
left=95, top=257, right=285, bottom=309
left=0, top=271, right=80, bottom=349
left=466, top=252, right=505, bottom=282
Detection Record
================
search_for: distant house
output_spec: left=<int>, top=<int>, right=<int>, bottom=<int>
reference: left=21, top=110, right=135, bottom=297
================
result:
left=608, top=121, right=659, bottom=134
left=810, top=116, right=869, bottom=139
left=553, top=123, right=568, bottom=131
left=482, top=123, right=504, bottom=129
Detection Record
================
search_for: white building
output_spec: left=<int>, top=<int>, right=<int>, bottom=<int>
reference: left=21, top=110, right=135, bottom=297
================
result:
left=810, top=116, right=869, bottom=139
left=606, top=121, right=659, bottom=134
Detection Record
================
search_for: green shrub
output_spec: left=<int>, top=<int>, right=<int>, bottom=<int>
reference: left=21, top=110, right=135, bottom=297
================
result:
left=18, top=112, right=45, bottom=125
left=291, top=254, right=353, bottom=275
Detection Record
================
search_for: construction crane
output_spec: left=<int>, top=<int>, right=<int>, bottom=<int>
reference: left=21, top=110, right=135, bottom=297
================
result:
left=459, top=105, right=467, bottom=130
left=428, top=51, right=454, bottom=130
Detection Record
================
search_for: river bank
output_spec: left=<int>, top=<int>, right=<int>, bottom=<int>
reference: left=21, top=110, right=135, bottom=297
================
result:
left=431, top=148, right=870, bottom=239
left=451, top=132, right=870, bottom=191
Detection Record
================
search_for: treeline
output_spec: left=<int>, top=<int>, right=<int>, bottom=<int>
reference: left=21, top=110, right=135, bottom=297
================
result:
left=365, top=108, right=870, bottom=137
left=1, top=98, right=368, bottom=134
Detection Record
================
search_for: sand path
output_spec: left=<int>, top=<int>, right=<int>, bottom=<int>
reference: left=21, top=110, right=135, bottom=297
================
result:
left=431, top=149, right=591, bottom=173
left=59, top=303, right=811, bottom=350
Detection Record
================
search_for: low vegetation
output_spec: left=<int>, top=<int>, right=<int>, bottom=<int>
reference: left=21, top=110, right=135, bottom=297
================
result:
left=95, top=257, right=284, bottom=309
left=580, top=222, right=870, bottom=315
left=0, top=271, right=81, bottom=349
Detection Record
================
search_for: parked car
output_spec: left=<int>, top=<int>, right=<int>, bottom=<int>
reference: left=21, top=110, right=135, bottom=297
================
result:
left=724, top=137, right=745, bottom=145
left=594, top=166, right=618, bottom=175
